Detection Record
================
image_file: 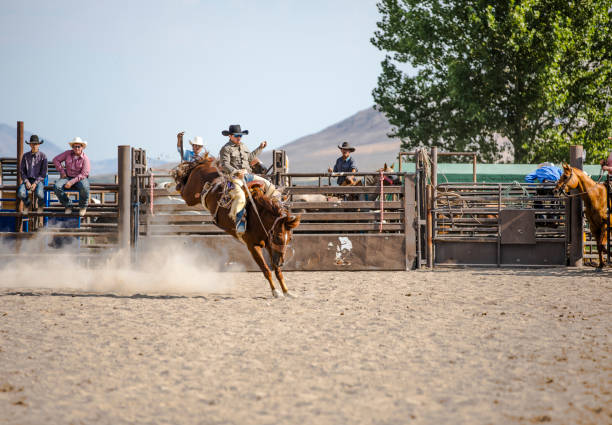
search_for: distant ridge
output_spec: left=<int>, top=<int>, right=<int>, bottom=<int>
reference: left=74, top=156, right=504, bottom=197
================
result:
left=0, top=123, right=63, bottom=158
left=268, top=107, right=401, bottom=172
left=0, top=123, right=117, bottom=176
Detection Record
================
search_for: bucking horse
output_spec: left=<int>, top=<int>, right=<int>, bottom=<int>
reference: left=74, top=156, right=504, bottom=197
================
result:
left=172, top=154, right=301, bottom=297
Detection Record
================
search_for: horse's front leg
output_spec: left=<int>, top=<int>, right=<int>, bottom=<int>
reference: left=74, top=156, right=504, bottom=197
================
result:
left=273, top=266, right=297, bottom=298
left=248, top=244, right=283, bottom=298
left=597, top=227, right=608, bottom=270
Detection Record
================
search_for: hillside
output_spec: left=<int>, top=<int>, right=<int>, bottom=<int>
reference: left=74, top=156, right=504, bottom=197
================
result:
left=0, top=124, right=119, bottom=175
left=0, top=123, right=63, bottom=158
left=266, top=107, right=401, bottom=172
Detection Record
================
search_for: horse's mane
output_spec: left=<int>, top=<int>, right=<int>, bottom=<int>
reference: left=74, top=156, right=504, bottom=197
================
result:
left=250, top=187, right=285, bottom=217
left=568, top=166, right=600, bottom=186
left=171, top=152, right=214, bottom=183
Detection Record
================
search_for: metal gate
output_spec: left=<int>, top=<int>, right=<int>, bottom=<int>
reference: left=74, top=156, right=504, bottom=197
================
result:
left=431, top=182, right=569, bottom=266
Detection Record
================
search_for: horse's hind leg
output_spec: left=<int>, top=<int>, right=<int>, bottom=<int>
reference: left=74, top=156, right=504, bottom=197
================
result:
left=274, top=266, right=297, bottom=298
left=248, top=244, right=283, bottom=298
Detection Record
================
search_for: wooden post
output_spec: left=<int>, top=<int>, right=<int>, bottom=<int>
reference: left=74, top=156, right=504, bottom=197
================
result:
left=118, top=145, right=131, bottom=253
left=569, top=145, right=584, bottom=267
left=430, top=147, right=438, bottom=188
left=426, top=184, right=433, bottom=268
left=16, top=121, right=24, bottom=233
left=472, top=154, right=477, bottom=182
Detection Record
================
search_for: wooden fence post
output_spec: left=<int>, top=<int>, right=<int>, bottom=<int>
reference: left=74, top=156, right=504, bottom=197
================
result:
left=118, top=145, right=131, bottom=253
left=16, top=121, right=24, bottom=234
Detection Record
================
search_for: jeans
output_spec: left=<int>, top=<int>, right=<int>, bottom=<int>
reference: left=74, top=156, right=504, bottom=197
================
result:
left=54, top=178, right=90, bottom=208
left=17, top=180, right=45, bottom=206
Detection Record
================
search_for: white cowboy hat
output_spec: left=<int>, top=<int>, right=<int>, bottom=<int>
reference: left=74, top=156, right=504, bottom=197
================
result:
left=189, top=136, right=204, bottom=147
left=68, top=136, right=87, bottom=147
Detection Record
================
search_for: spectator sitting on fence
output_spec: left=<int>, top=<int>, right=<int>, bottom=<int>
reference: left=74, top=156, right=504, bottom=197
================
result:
left=524, top=162, right=562, bottom=183
left=18, top=134, right=48, bottom=214
left=328, top=141, right=358, bottom=185
left=177, top=131, right=206, bottom=162
left=52, top=137, right=91, bottom=216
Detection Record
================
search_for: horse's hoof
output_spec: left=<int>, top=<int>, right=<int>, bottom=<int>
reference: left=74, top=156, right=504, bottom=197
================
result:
left=595, top=267, right=604, bottom=273
left=284, top=291, right=298, bottom=299
left=272, top=289, right=284, bottom=298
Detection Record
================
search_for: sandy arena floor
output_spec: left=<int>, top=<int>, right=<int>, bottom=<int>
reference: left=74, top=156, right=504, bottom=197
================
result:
left=0, top=268, right=610, bottom=425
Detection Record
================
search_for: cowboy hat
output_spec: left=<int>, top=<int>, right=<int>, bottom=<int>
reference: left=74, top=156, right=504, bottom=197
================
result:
left=221, top=124, right=249, bottom=136
left=338, top=141, right=355, bottom=152
left=25, top=134, right=43, bottom=145
left=189, top=136, right=205, bottom=146
left=68, top=136, right=87, bottom=147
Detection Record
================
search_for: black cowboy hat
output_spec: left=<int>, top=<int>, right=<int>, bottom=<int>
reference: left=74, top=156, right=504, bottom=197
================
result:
left=26, top=134, right=43, bottom=145
left=337, top=141, right=355, bottom=152
left=221, top=124, right=249, bottom=136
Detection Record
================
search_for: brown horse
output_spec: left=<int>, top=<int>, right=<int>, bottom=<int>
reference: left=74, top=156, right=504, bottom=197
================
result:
left=175, top=155, right=301, bottom=297
left=554, top=163, right=609, bottom=269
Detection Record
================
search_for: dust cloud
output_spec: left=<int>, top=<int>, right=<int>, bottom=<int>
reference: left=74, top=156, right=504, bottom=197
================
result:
left=0, top=232, right=238, bottom=294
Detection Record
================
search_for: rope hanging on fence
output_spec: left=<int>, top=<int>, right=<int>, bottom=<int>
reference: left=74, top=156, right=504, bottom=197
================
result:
left=502, top=181, right=531, bottom=208
left=417, top=148, right=432, bottom=184
left=379, top=170, right=384, bottom=233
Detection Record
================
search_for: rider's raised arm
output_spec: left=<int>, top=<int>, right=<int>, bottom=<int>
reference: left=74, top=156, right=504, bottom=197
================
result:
left=248, top=143, right=265, bottom=163
left=219, top=145, right=238, bottom=175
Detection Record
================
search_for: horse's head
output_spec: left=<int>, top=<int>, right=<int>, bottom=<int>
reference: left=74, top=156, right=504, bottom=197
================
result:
left=553, top=163, right=577, bottom=196
left=267, top=214, right=301, bottom=267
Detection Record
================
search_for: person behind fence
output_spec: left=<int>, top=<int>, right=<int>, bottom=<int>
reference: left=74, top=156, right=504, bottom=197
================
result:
left=52, top=137, right=91, bottom=216
left=599, top=148, right=612, bottom=174
left=524, top=162, right=562, bottom=184
left=177, top=131, right=206, bottom=162
left=218, top=124, right=274, bottom=234
left=328, top=141, right=357, bottom=185
left=525, top=162, right=562, bottom=223
left=18, top=134, right=48, bottom=214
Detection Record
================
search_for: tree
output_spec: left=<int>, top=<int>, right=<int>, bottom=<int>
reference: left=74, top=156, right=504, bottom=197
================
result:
left=371, top=0, right=612, bottom=163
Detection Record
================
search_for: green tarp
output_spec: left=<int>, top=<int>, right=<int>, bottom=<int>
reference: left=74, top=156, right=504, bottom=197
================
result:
left=395, top=162, right=605, bottom=183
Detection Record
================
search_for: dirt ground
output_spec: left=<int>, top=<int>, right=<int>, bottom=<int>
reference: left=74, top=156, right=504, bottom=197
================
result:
left=1, top=268, right=610, bottom=425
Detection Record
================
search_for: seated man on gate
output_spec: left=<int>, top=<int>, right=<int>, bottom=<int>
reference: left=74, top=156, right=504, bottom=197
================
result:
left=328, top=141, right=358, bottom=185
left=218, top=124, right=275, bottom=234
left=52, top=137, right=91, bottom=216
left=18, top=134, right=48, bottom=214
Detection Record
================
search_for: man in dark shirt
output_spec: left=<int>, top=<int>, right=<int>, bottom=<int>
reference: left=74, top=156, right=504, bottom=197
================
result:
left=18, top=135, right=48, bottom=214
left=328, top=141, right=358, bottom=185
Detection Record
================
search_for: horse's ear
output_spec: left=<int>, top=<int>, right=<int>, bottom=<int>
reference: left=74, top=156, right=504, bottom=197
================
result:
left=384, top=162, right=388, bottom=169
left=562, top=162, right=570, bottom=170
left=285, top=214, right=301, bottom=229
left=389, top=163, right=394, bottom=170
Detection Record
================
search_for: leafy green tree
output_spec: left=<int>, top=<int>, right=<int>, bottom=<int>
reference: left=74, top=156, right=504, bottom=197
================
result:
left=372, top=0, right=612, bottom=164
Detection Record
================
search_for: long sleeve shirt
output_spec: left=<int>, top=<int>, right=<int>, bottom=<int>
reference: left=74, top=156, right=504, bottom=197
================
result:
left=524, top=166, right=562, bottom=183
left=333, top=156, right=358, bottom=185
left=20, top=151, right=48, bottom=184
left=177, top=146, right=203, bottom=162
left=52, top=150, right=90, bottom=185
left=219, top=141, right=263, bottom=175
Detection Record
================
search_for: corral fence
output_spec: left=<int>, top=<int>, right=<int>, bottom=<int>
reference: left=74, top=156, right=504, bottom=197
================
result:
left=134, top=167, right=418, bottom=271
left=430, top=182, right=568, bottom=266
left=1, top=122, right=608, bottom=270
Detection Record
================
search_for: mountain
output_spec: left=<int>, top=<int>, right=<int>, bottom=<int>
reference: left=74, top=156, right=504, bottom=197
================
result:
left=0, top=123, right=63, bottom=158
left=0, top=123, right=122, bottom=176
left=266, top=107, right=401, bottom=173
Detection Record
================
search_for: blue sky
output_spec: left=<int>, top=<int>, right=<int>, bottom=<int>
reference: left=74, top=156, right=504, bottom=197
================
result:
left=0, top=0, right=394, bottom=161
